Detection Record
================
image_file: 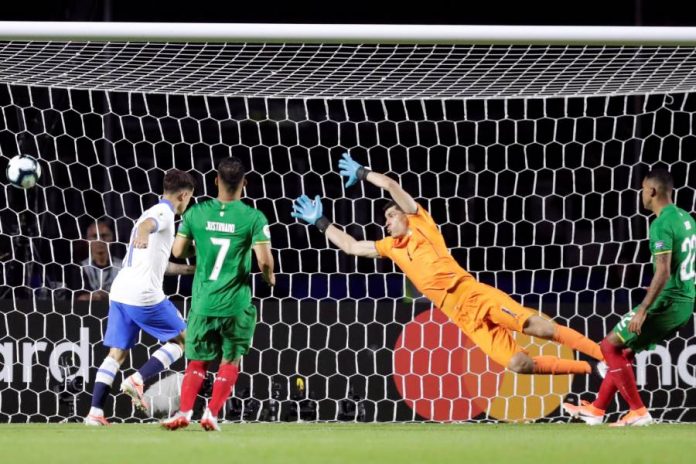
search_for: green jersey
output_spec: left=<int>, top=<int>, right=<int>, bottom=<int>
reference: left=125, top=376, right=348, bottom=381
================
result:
left=648, top=204, right=696, bottom=303
left=178, top=198, right=270, bottom=317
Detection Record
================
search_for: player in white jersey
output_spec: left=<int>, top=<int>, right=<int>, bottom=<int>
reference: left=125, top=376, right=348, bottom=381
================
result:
left=85, top=170, right=196, bottom=426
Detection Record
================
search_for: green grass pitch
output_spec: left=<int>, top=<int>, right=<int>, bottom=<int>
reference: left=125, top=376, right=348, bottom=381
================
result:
left=2, top=423, right=696, bottom=464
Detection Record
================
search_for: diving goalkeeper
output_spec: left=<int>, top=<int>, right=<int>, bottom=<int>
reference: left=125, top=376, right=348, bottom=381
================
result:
left=292, top=152, right=603, bottom=375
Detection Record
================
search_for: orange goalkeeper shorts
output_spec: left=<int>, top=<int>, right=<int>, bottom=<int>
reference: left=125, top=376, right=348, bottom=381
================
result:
left=440, top=281, right=537, bottom=367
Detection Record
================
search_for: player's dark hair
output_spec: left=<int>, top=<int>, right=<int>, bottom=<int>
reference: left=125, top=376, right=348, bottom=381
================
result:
left=382, top=200, right=403, bottom=213
left=645, top=168, right=674, bottom=192
left=163, top=169, right=195, bottom=193
left=217, top=156, right=246, bottom=191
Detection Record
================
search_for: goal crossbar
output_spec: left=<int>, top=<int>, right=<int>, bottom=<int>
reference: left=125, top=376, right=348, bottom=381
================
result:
left=2, top=22, right=696, bottom=45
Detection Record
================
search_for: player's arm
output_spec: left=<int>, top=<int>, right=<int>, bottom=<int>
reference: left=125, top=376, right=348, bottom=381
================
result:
left=172, top=210, right=195, bottom=259
left=164, top=262, right=196, bottom=275
left=253, top=242, right=276, bottom=287
left=132, top=218, right=158, bottom=249
left=172, top=235, right=195, bottom=259
left=291, top=194, right=380, bottom=259
left=338, top=152, right=417, bottom=214
left=629, top=252, right=671, bottom=334
left=325, top=226, right=380, bottom=258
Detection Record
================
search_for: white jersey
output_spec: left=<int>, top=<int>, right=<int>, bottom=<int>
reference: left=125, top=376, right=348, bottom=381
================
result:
left=110, top=200, right=176, bottom=306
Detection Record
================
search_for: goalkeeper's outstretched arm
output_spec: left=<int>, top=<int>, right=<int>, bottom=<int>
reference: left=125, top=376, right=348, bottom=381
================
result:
left=291, top=194, right=380, bottom=258
left=325, top=226, right=380, bottom=258
left=338, top=152, right=418, bottom=214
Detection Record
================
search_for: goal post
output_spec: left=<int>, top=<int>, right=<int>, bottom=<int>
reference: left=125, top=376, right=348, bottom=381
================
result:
left=0, top=22, right=695, bottom=423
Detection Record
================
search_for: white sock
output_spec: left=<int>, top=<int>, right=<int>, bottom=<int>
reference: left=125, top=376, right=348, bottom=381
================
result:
left=152, top=343, right=184, bottom=369
left=94, top=356, right=120, bottom=386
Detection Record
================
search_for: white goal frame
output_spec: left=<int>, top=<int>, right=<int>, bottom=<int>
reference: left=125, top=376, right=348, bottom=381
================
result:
left=2, top=21, right=696, bottom=45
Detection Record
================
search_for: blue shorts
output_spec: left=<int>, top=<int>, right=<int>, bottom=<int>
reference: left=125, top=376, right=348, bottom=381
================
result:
left=104, top=299, right=186, bottom=350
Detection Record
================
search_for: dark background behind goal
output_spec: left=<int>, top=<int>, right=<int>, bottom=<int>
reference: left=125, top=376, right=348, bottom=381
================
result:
left=1, top=0, right=696, bottom=27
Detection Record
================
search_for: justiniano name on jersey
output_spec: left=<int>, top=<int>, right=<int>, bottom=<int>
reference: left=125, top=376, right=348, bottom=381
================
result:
left=206, top=221, right=236, bottom=233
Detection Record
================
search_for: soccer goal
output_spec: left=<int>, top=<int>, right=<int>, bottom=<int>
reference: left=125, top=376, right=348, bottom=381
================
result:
left=0, top=22, right=695, bottom=423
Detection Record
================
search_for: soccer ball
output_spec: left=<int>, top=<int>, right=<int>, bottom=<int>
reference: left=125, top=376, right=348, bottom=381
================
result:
left=143, top=372, right=183, bottom=418
left=6, top=154, right=41, bottom=189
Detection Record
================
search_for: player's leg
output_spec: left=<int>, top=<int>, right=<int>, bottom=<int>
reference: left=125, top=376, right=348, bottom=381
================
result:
left=86, top=348, right=128, bottom=426
left=563, top=342, right=623, bottom=425
left=523, top=315, right=603, bottom=361
left=480, top=291, right=592, bottom=374
left=162, top=312, right=218, bottom=430
left=566, top=300, right=690, bottom=426
left=130, top=331, right=184, bottom=385
left=85, top=301, right=139, bottom=426
left=160, top=357, right=210, bottom=430
left=564, top=351, right=626, bottom=424
left=200, top=358, right=239, bottom=432
left=121, top=331, right=184, bottom=412
left=121, top=300, right=187, bottom=411
left=600, top=332, right=645, bottom=410
left=458, top=316, right=587, bottom=375
left=604, top=300, right=692, bottom=426
left=201, top=305, right=257, bottom=432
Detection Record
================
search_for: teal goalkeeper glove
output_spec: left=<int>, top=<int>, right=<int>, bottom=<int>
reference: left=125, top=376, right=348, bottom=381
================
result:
left=338, top=152, right=370, bottom=188
left=291, top=194, right=331, bottom=233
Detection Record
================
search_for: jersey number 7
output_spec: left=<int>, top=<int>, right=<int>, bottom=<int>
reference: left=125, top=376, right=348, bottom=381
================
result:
left=209, top=237, right=231, bottom=281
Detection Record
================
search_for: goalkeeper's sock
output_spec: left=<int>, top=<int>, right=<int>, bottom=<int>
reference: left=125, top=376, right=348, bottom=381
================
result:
left=179, top=360, right=209, bottom=413
left=532, top=356, right=591, bottom=374
left=552, top=325, right=604, bottom=361
left=601, top=338, right=644, bottom=410
left=207, top=363, right=239, bottom=417
left=138, top=343, right=183, bottom=382
left=90, top=356, right=120, bottom=411
left=593, top=371, right=618, bottom=410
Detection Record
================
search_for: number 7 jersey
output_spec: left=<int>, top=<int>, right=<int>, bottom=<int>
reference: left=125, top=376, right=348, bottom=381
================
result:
left=177, top=198, right=271, bottom=316
left=649, top=204, right=696, bottom=302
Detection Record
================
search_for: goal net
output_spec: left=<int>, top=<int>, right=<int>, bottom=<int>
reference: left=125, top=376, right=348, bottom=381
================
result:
left=0, top=24, right=695, bottom=423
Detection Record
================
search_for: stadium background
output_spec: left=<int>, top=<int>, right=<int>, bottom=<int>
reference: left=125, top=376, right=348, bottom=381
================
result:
left=0, top=0, right=695, bottom=423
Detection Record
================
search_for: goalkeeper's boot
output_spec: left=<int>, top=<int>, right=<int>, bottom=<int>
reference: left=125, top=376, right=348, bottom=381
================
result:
left=120, top=374, right=148, bottom=412
left=84, top=414, right=110, bottom=426
left=609, top=408, right=653, bottom=427
left=562, top=400, right=604, bottom=425
left=200, top=408, right=221, bottom=432
left=160, top=411, right=192, bottom=430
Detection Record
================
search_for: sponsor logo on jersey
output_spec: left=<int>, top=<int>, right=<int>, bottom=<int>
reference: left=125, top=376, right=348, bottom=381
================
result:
left=655, top=240, right=665, bottom=250
left=263, top=225, right=271, bottom=239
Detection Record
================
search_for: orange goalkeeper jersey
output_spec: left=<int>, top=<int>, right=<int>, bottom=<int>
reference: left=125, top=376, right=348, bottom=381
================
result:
left=374, top=204, right=475, bottom=310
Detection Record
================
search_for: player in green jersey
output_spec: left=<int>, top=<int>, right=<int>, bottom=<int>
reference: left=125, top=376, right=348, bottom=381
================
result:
left=161, top=156, right=275, bottom=432
left=564, top=168, right=695, bottom=426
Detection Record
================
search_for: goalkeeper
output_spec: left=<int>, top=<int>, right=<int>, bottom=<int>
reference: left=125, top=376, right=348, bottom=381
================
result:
left=292, top=152, right=603, bottom=375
